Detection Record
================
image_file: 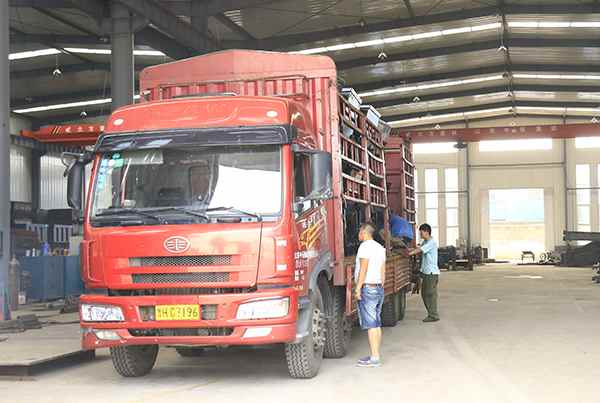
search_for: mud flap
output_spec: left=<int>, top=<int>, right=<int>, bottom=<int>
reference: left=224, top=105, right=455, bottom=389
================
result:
left=293, top=296, right=312, bottom=343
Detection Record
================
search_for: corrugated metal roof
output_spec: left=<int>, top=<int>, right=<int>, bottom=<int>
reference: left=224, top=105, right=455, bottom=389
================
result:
left=8, top=0, right=600, bottom=125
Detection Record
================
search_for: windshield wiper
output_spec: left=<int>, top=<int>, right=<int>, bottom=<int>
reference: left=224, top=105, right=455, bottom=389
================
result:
left=143, top=207, right=209, bottom=222
left=204, top=206, right=262, bottom=222
left=95, top=208, right=164, bottom=223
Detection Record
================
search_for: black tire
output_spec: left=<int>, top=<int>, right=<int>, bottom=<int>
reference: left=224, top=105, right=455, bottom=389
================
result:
left=285, top=282, right=326, bottom=379
left=175, top=347, right=205, bottom=357
left=110, top=344, right=159, bottom=377
left=323, top=286, right=351, bottom=359
left=381, top=293, right=399, bottom=327
left=397, top=290, right=407, bottom=321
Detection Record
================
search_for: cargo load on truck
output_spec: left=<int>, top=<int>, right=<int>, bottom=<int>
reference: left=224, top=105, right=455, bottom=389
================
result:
left=63, top=50, right=414, bottom=379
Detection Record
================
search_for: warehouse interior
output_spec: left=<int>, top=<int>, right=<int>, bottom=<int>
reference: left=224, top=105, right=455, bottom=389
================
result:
left=1, top=1, right=600, bottom=402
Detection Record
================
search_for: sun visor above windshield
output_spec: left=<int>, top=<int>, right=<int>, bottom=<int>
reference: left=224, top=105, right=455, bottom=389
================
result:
left=95, top=125, right=296, bottom=152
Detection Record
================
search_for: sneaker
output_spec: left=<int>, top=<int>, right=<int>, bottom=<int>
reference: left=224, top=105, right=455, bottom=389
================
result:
left=423, top=316, right=440, bottom=323
left=357, top=356, right=381, bottom=367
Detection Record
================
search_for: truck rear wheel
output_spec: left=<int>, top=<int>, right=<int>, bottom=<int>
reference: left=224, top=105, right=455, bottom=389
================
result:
left=323, top=286, right=351, bottom=358
left=110, top=345, right=159, bottom=377
left=175, top=347, right=205, bottom=357
left=397, top=290, right=407, bottom=321
left=381, top=293, right=399, bottom=327
left=285, top=284, right=326, bottom=379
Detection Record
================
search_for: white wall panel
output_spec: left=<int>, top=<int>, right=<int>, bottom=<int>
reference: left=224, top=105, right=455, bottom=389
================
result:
left=10, top=145, right=31, bottom=202
left=40, top=153, right=68, bottom=209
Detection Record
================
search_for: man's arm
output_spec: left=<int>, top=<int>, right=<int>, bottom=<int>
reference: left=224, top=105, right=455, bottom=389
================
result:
left=355, top=258, right=368, bottom=300
left=407, top=246, right=422, bottom=256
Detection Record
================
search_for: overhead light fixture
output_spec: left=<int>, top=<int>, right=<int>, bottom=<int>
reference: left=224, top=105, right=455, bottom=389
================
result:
left=52, top=67, right=62, bottom=79
left=509, top=21, right=600, bottom=29
left=378, top=51, right=388, bottom=61
left=514, top=73, right=600, bottom=80
left=412, top=96, right=421, bottom=102
left=360, top=74, right=505, bottom=98
left=13, top=94, right=141, bottom=114
left=9, top=47, right=165, bottom=61
left=9, top=48, right=62, bottom=60
left=293, top=22, right=501, bottom=55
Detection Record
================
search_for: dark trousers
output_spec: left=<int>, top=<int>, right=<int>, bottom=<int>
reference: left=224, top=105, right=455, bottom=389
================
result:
left=421, top=274, right=439, bottom=319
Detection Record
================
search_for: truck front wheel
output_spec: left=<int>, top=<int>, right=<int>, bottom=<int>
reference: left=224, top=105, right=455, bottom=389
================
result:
left=110, top=345, right=159, bottom=377
left=285, top=285, right=326, bottom=379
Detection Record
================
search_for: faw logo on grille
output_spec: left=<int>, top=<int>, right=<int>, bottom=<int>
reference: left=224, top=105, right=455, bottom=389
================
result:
left=163, top=236, right=191, bottom=254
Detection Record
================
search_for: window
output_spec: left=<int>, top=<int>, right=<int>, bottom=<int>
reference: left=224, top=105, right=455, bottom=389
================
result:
left=424, top=168, right=439, bottom=241
left=576, top=164, right=591, bottom=233
left=445, top=168, right=459, bottom=246
left=294, top=153, right=313, bottom=215
left=479, top=138, right=552, bottom=152
left=414, top=169, right=419, bottom=222
left=413, top=142, right=457, bottom=154
left=91, top=145, right=282, bottom=226
left=576, top=137, right=600, bottom=149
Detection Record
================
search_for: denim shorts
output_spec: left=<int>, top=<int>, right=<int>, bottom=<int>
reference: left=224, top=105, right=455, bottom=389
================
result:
left=357, top=285, right=384, bottom=330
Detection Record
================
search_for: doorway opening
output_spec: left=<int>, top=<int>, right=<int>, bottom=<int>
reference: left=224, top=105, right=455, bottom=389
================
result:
left=488, top=188, right=545, bottom=261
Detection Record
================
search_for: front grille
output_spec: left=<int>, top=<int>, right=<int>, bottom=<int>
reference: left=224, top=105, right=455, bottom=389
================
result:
left=109, top=288, right=253, bottom=296
left=129, top=255, right=233, bottom=267
left=132, top=272, right=230, bottom=284
left=128, top=328, right=234, bottom=337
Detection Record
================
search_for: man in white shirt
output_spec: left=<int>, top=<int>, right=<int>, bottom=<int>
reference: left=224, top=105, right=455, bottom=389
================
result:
left=354, top=222, right=386, bottom=368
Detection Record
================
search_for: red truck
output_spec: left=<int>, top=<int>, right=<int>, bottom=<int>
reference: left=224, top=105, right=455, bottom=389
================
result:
left=64, top=50, right=412, bottom=379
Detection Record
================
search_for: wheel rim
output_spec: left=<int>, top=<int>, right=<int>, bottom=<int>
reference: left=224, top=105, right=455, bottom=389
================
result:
left=312, top=307, right=326, bottom=350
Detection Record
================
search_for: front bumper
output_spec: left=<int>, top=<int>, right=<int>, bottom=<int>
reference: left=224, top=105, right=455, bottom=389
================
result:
left=80, top=288, right=298, bottom=349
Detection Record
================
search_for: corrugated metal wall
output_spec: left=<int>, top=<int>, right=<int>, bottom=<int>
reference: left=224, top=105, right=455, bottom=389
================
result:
left=10, top=145, right=32, bottom=202
left=41, top=152, right=68, bottom=209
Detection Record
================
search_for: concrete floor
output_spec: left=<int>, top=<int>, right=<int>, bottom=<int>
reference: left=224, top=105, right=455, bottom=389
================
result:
left=1, top=264, right=599, bottom=403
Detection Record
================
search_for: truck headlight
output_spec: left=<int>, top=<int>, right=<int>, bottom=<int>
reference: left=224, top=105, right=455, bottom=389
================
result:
left=236, top=298, right=290, bottom=320
left=81, top=304, right=125, bottom=322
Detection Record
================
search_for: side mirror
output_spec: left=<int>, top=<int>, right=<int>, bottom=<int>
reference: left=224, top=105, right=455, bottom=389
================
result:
left=309, top=151, right=333, bottom=200
left=62, top=152, right=89, bottom=211
left=66, top=161, right=84, bottom=210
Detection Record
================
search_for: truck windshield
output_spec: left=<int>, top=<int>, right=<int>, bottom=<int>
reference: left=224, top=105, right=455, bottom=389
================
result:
left=91, top=144, right=281, bottom=224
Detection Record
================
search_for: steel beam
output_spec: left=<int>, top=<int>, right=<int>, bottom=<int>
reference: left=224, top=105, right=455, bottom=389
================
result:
left=383, top=100, right=600, bottom=121
left=350, top=64, right=600, bottom=93
left=370, top=85, right=600, bottom=110
left=136, top=27, right=191, bottom=59
left=111, top=1, right=134, bottom=110
left=214, top=13, right=255, bottom=40
left=116, top=0, right=215, bottom=52
left=338, top=38, right=600, bottom=71
left=0, top=0, right=10, bottom=321
left=394, top=114, right=597, bottom=130
left=402, top=124, right=600, bottom=143
left=402, top=0, right=415, bottom=19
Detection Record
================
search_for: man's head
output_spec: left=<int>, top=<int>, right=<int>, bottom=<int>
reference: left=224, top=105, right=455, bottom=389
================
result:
left=358, top=222, right=376, bottom=242
left=419, top=223, right=432, bottom=240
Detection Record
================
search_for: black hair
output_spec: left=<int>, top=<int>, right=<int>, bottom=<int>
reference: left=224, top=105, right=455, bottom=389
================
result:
left=419, top=223, right=432, bottom=235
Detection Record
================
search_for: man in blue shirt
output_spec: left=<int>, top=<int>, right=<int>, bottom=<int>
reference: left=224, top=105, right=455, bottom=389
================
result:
left=408, top=223, right=440, bottom=322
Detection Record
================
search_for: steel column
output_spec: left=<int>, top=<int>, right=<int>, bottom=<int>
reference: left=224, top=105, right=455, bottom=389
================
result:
left=0, top=0, right=11, bottom=320
left=191, top=0, right=210, bottom=50
left=111, top=1, right=134, bottom=110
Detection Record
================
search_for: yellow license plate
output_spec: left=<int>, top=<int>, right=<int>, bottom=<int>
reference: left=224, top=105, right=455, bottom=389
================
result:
left=155, top=304, right=200, bottom=321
